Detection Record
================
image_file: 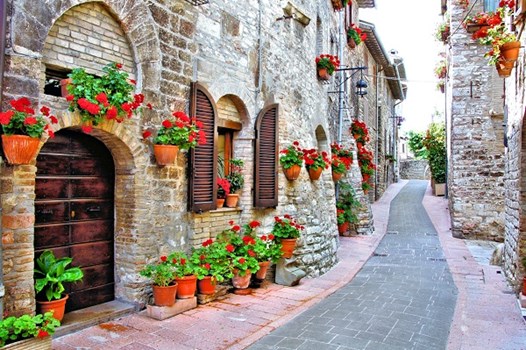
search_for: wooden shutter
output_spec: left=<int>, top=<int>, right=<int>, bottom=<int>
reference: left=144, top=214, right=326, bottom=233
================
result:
left=254, top=104, right=279, bottom=208
left=188, top=82, right=218, bottom=212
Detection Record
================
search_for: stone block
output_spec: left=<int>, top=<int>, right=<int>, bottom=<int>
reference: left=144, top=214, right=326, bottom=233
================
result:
left=196, top=285, right=229, bottom=305
left=145, top=297, right=197, bottom=320
left=275, top=258, right=306, bottom=287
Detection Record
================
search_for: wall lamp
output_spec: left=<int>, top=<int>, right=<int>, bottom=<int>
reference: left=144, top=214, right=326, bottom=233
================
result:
left=330, top=66, right=368, bottom=97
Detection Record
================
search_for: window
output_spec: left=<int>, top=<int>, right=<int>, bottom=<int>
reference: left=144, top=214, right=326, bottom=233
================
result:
left=484, top=0, right=498, bottom=12
left=44, top=67, right=71, bottom=97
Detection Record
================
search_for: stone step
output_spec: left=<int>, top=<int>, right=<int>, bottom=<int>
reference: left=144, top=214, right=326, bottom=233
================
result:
left=53, top=300, right=136, bottom=338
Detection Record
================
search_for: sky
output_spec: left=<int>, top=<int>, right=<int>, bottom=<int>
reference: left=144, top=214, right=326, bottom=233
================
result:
left=361, top=0, right=446, bottom=133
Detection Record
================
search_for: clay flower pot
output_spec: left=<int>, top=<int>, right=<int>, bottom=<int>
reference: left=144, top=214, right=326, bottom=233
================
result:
left=153, top=144, right=179, bottom=166
left=175, top=275, right=197, bottom=299
left=1, top=134, right=40, bottom=165
left=308, top=167, right=323, bottom=181
left=283, top=164, right=301, bottom=181
left=232, top=270, right=252, bottom=289
left=280, top=238, right=297, bottom=259
left=317, top=68, right=331, bottom=80
left=255, top=261, right=271, bottom=280
left=197, top=276, right=216, bottom=295
left=225, top=193, right=239, bottom=207
left=37, top=294, right=69, bottom=322
left=152, top=283, right=178, bottom=307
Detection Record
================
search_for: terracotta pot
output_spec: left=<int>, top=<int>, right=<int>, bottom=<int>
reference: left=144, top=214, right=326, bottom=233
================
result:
left=197, top=276, right=216, bottom=295
left=308, top=167, right=323, bottom=181
left=255, top=260, right=271, bottom=280
left=232, top=270, right=252, bottom=289
left=465, top=23, right=489, bottom=34
left=338, top=222, right=350, bottom=235
left=1, top=134, right=40, bottom=165
left=283, top=164, right=301, bottom=181
left=280, top=238, right=297, bottom=259
left=152, top=283, right=178, bottom=307
left=217, top=198, right=225, bottom=208
left=439, top=83, right=445, bottom=93
left=175, top=275, right=197, bottom=299
left=500, top=41, right=521, bottom=61
left=317, top=68, right=331, bottom=80
left=225, top=193, right=239, bottom=207
left=496, top=64, right=512, bottom=78
left=332, top=171, right=344, bottom=182
left=347, top=36, right=356, bottom=48
left=153, top=144, right=179, bottom=166
left=60, top=78, right=72, bottom=97
left=37, top=294, right=68, bottom=322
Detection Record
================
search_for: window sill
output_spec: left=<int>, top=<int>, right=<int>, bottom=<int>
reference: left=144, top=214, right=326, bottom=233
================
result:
left=209, top=207, right=242, bottom=214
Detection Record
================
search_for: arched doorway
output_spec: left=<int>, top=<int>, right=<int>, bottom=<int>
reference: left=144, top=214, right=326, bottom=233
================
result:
left=34, top=129, right=115, bottom=312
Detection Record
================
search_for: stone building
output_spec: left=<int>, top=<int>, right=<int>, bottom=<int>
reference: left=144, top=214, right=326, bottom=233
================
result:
left=441, top=0, right=506, bottom=242
left=442, top=0, right=526, bottom=291
left=0, top=0, right=404, bottom=319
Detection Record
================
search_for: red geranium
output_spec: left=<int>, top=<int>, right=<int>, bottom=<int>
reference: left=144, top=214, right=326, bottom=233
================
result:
left=0, top=97, right=57, bottom=138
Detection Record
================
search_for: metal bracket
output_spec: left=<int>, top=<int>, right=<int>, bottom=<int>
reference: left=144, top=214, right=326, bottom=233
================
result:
left=184, top=0, right=209, bottom=5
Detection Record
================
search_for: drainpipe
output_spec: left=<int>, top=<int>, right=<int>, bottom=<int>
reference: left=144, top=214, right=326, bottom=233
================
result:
left=0, top=0, right=7, bottom=319
left=337, top=10, right=344, bottom=144
left=255, top=0, right=263, bottom=116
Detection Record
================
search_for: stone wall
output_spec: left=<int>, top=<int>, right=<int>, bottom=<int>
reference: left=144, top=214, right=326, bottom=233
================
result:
left=399, top=159, right=430, bottom=180
left=446, top=0, right=506, bottom=241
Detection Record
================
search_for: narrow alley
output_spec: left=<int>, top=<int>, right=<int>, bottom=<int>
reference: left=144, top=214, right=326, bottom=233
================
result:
left=52, top=181, right=526, bottom=350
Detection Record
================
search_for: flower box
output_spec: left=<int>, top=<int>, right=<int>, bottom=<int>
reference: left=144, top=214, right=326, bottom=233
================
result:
left=465, top=23, right=489, bottom=33
left=4, top=336, right=52, bottom=350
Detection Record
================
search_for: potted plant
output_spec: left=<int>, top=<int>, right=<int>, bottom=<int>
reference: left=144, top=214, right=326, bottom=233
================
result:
left=303, top=148, right=330, bottom=181
left=34, top=250, right=84, bottom=322
left=336, top=183, right=362, bottom=236
left=435, top=19, right=450, bottom=44
left=189, top=239, right=231, bottom=295
left=271, top=215, right=304, bottom=259
left=216, top=221, right=261, bottom=291
left=331, top=0, right=350, bottom=11
left=423, top=122, right=447, bottom=196
left=139, top=255, right=178, bottom=307
left=143, top=111, right=206, bottom=166
left=0, top=97, right=58, bottom=165
left=331, top=143, right=353, bottom=181
left=65, top=62, right=147, bottom=133
left=251, top=233, right=283, bottom=281
left=462, top=12, right=494, bottom=35
left=315, top=54, right=340, bottom=80
left=356, top=143, right=376, bottom=195
left=216, top=177, right=231, bottom=208
left=279, top=141, right=304, bottom=181
left=225, top=158, right=244, bottom=207
left=437, top=80, right=445, bottom=93
left=168, top=251, right=197, bottom=299
left=347, top=23, right=367, bottom=48
left=350, top=119, right=370, bottom=144
left=0, top=311, right=60, bottom=349
left=434, top=60, right=447, bottom=80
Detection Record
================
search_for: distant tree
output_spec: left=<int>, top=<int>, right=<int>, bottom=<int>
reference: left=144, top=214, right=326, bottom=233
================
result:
left=423, top=122, right=446, bottom=183
left=407, top=131, right=428, bottom=159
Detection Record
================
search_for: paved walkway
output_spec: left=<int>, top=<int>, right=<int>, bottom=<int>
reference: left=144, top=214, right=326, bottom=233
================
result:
left=52, top=180, right=526, bottom=350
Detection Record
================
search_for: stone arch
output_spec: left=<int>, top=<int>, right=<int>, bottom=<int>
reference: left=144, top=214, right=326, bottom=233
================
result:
left=216, top=94, right=250, bottom=128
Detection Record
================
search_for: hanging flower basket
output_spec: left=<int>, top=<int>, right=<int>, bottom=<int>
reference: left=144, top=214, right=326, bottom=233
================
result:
left=500, top=41, right=521, bottom=61
left=153, top=144, right=179, bottom=166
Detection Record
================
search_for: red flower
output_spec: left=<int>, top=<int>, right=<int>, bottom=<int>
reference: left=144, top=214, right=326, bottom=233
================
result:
left=130, top=79, right=136, bottom=85
left=40, top=106, right=50, bottom=116
left=238, top=258, right=246, bottom=264
left=147, top=103, right=153, bottom=110
left=106, top=106, right=118, bottom=119
left=24, top=117, right=37, bottom=125
left=200, top=254, right=206, bottom=260
left=229, top=220, right=235, bottom=225
left=261, top=235, right=267, bottom=241
left=172, top=258, right=177, bottom=264
left=180, top=258, right=186, bottom=265
left=205, top=263, right=211, bottom=270
left=116, top=63, right=123, bottom=69
left=160, top=256, right=167, bottom=262
left=81, top=123, right=93, bottom=133
left=268, top=234, right=275, bottom=240
left=95, top=92, right=109, bottom=107
left=249, top=220, right=260, bottom=228
left=226, top=244, right=235, bottom=253
left=37, top=330, right=49, bottom=338
left=248, top=250, right=256, bottom=257
left=202, top=239, right=213, bottom=247
left=65, top=94, right=74, bottom=101
left=0, top=111, right=14, bottom=125
left=162, top=119, right=172, bottom=128
left=232, top=225, right=241, bottom=232
left=50, top=115, right=58, bottom=124
left=142, top=130, right=152, bottom=139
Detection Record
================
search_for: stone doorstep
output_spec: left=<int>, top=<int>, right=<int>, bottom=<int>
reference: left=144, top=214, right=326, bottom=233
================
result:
left=197, top=285, right=229, bottom=305
left=53, top=300, right=136, bottom=338
left=145, top=297, right=197, bottom=320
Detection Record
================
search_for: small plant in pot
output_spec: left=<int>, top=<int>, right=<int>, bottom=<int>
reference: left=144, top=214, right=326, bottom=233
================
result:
left=168, top=251, right=197, bottom=299
left=216, top=177, right=231, bottom=208
left=279, top=141, right=304, bottom=181
left=225, top=158, right=244, bottom=207
left=139, top=255, right=177, bottom=307
left=271, top=215, right=304, bottom=259
left=34, top=250, right=84, bottom=322
left=189, top=239, right=231, bottom=295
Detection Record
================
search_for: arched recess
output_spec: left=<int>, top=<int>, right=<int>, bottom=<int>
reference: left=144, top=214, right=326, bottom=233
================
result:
left=315, top=125, right=329, bottom=152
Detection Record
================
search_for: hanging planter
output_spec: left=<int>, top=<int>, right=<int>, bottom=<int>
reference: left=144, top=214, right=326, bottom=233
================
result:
left=308, top=167, right=323, bottom=181
left=500, top=41, right=521, bottom=61
left=315, top=54, right=340, bottom=81
left=283, top=164, right=301, bottom=181
left=317, top=68, right=331, bottom=80
left=2, top=135, right=40, bottom=165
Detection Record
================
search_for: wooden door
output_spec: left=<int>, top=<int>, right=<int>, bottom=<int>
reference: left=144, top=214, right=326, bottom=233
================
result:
left=35, top=130, right=115, bottom=311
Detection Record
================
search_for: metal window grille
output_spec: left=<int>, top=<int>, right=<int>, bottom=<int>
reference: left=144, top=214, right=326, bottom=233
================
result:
left=184, top=0, right=209, bottom=5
